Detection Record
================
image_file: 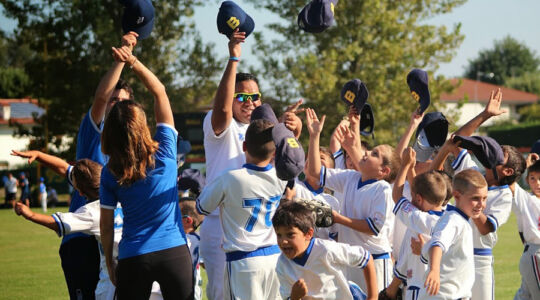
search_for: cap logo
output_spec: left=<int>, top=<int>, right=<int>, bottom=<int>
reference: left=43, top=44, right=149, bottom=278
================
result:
left=411, top=91, right=420, bottom=102
left=330, top=3, right=335, bottom=15
left=344, top=90, right=355, bottom=103
left=226, top=17, right=240, bottom=29
left=136, top=17, right=145, bottom=24
left=286, top=138, right=299, bottom=148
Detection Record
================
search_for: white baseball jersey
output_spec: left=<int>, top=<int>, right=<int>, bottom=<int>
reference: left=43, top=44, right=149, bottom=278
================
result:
left=419, top=206, right=474, bottom=300
left=276, top=238, right=371, bottom=300
left=295, top=179, right=340, bottom=240
left=452, top=149, right=481, bottom=174
left=322, top=167, right=394, bottom=254
left=391, top=182, right=412, bottom=261
left=393, top=197, right=443, bottom=292
left=513, top=184, right=540, bottom=245
left=187, top=233, right=203, bottom=300
left=197, top=163, right=287, bottom=252
left=332, top=149, right=347, bottom=205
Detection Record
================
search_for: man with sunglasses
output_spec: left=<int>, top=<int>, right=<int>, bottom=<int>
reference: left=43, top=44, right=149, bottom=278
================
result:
left=58, top=33, right=136, bottom=299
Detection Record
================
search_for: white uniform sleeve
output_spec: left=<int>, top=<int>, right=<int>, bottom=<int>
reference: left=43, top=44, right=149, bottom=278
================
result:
left=452, top=149, right=480, bottom=173
left=51, top=204, right=97, bottom=237
left=512, top=184, right=528, bottom=233
left=326, top=240, right=371, bottom=269
left=275, top=259, right=294, bottom=300
left=366, top=185, right=392, bottom=236
left=196, top=176, right=226, bottom=215
left=485, top=188, right=513, bottom=232
left=203, top=110, right=235, bottom=142
left=323, top=167, right=357, bottom=194
left=393, top=198, right=440, bottom=236
left=420, top=216, right=458, bottom=263
left=333, top=149, right=346, bottom=170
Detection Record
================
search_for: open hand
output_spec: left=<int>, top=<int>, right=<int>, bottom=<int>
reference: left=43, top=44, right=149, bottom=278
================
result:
left=305, top=108, right=325, bottom=136
left=11, top=150, right=39, bottom=164
left=484, top=88, right=507, bottom=117
left=424, top=269, right=440, bottom=295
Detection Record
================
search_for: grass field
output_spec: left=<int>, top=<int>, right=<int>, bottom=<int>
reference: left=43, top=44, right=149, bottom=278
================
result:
left=0, top=206, right=522, bottom=299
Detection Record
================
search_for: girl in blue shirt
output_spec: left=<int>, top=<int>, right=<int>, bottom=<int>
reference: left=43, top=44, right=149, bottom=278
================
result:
left=99, top=37, right=192, bottom=300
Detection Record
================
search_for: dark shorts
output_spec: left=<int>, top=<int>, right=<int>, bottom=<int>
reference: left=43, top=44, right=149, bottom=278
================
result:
left=6, top=192, right=16, bottom=201
left=59, top=236, right=100, bottom=300
left=20, top=191, right=30, bottom=201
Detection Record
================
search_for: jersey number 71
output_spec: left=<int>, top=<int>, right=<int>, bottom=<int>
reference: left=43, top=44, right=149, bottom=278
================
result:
left=243, top=195, right=281, bottom=232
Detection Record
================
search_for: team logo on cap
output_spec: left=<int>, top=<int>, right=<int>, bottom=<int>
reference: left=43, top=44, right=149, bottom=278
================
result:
left=411, top=91, right=420, bottom=102
left=136, top=17, right=145, bottom=24
left=226, top=17, right=240, bottom=29
left=287, top=138, right=299, bottom=148
left=344, top=90, right=355, bottom=103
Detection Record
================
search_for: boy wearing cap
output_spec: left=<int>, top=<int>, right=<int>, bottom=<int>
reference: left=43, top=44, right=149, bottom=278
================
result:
left=431, top=89, right=526, bottom=300
left=197, top=119, right=287, bottom=300
left=305, top=108, right=399, bottom=292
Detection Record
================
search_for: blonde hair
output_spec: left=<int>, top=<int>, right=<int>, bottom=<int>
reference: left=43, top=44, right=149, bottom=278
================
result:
left=101, top=101, right=159, bottom=186
left=452, top=169, right=487, bottom=194
left=380, top=144, right=400, bottom=183
left=411, top=171, right=446, bottom=205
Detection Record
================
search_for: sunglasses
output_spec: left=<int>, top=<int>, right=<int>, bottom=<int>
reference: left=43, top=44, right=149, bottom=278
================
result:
left=234, top=93, right=261, bottom=103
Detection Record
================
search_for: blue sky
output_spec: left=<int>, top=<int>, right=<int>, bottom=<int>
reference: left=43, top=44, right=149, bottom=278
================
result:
left=1, top=0, right=539, bottom=78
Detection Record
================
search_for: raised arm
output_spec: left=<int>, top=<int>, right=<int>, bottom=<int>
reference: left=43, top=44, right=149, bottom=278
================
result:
left=305, top=108, right=326, bottom=180
left=329, top=118, right=350, bottom=154
left=334, top=123, right=362, bottom=171
left=14, top=202, right=58, bottom=232
left=393, top=148, right=416, bottom=203
left=91, top=32, right=137, bottom=125
left=211, top=29, right=245, bottom=135
left=347, top=106, right=366, bottom=160
left=11, top=150, right=69, bottom=176
left=454, top=88, right=505, bottom=137
left=112, top=46, right=173, bottom=126
left=395, top=109, right=424, bottom=158
left=429, top=137, right=459, bottom=171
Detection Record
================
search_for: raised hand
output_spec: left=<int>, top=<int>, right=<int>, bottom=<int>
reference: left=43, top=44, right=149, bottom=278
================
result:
left=121, top=31, right=139, bottom=51
left=112, top=46, right=135, bottom=65
left=402, top=147, right=416, bottom=167
left=305, top=108, right=325, bottom=136
left=14, top=202, right=33, bottom=219
left=335, top=125, right=356, bottom=153
left=11, top=150, right=39, bottom=164
left=285, top=99, right=305, bottom=114
left=410, top=108, right=425, bottom=128
left=526, top=153, right=539, bottom=168
left=484, top=88, right=507, bottom=117
left=228, top=28, right=246, bottom=58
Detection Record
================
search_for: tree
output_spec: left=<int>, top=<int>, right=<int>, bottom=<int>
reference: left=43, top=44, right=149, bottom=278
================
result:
left=245, top=0, right=465, bottom=145
left=0, top=0, right=222, bottom=158
left=506, top=71, right=540, bottom=97
left=464, top=36, right=540, bottom=85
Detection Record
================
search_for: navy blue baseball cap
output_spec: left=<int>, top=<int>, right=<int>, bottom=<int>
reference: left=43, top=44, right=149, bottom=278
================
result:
left=120, top=0, right=155, bottom=40
left=453, top=135, right=504, bottom=173
left=178, top=169, right=206, bottom=196
left=298, top=0, right=338, bottom=33
left=251, top=103, right=278, bottom=125
left=413, top=112, right=449, bottom=162
left=407, top=69, right=430, bottom=114
left=341, top=79, right=369, bottom=113
left=217, top=1, right=255, bottom=38
left=272, top=123, right=305, bottom=181
left=359, top=103, right=374, bottom=137
left=531, top=139, right=540, bottom=155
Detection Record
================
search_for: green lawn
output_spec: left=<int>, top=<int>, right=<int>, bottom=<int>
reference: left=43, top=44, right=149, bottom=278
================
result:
left=0, top=206, right=522, bottom=299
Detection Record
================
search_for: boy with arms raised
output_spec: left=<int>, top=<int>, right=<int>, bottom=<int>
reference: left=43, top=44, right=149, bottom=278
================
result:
left=304, top=108, right=399, bottom=291
left=273, top=201, right=377, bottom=300
left=419, top=169, right=487, bottom=299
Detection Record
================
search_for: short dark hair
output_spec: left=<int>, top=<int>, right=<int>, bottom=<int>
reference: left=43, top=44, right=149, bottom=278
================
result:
left=72, top=159, right=102, bottom=201
left=236, top=73, right=259, bottom=86
left=245, top=119, right=275, bottom=161
left=115, top=79, right=134, bottom=100
left=179, top=197, right=204, bottom=229
left=411, top=171, right=447, bottom=206
left=272, top=201, right=315, bottom=234
left=528, top=160, right=540, bottom=176
left=319, top=147, right=335, bottom=169
left=500, top=145, right=526, bottom=185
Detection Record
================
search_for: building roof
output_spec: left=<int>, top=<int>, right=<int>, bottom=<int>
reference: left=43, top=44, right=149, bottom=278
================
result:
left=440, top=78, right=539, bottom=103
left=0, top=98, right=45, bottom=125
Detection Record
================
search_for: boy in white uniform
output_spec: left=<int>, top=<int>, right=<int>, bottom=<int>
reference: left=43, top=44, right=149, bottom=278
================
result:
left=179, top=198, right=204, bottom=300
left=419, top=169, right=488, bottom=299
left=197, top=119, right=292, bottom=300
left=382, top=148, right=447, bottom=300
left=304, top=108, right=399, bottom=292
left=513, top=158, right=540, bottom=300
left=273, top=200, right=377, bottom=300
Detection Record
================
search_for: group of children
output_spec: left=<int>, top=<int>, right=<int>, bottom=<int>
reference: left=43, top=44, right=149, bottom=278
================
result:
left=9, top=29, right=540, bottom=300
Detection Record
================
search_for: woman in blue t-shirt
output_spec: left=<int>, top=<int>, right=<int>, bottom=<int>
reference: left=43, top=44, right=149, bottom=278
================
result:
left=99, top=36, right=192, bottom=300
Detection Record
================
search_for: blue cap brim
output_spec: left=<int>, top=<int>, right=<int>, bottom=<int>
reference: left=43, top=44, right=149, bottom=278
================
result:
left=122, top=15, right=154, bottom=40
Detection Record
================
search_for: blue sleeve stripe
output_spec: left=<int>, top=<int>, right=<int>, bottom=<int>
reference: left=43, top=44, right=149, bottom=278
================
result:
left=420, top=255, right=428, bottom=264
left=157, top=123, right=178, bottom=135
left=430, top=241, right=446, bottom=253
left=321, top=166, right=327, bottom=187
left=52, top=213, right=64, bottom=237
left=366, top=218, right=380, bottom=235
left=100, top=204, right=116, bottom=210
left=358, top=250, right=370, bottom=269
left=196, top=200, right=210, bottom=216
left=66, top=165, right=74, bottom=187
left=393, top=267, right=407, bottom=281
left=452, top=149, right=468, bottom=170
left=487, top=215, right=499, bottom=232
left=393, top=197, right=408, bottom=215
left=333, top=149, right=343, bottom=159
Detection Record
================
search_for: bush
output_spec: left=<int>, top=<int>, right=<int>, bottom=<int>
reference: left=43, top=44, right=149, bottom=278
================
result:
left=487, top=121, right=540, bottom=148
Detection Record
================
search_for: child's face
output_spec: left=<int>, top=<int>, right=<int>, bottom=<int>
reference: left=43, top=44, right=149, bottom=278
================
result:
left=454, top=186, right=487, bottom=218
left=359, top=145, right=390, bottom=179
left=275, top=226, right=313, bottom=260
left=528, top=171, right=540, bottom=197
left=320, top=152, right=333, bottom=169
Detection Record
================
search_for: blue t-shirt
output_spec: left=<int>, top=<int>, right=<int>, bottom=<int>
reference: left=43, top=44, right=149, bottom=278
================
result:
left=64, top=110, right=106, bottom=243
left=100, top=124, right=187, bottom=259
left=39, top=183, right=46, bottom=193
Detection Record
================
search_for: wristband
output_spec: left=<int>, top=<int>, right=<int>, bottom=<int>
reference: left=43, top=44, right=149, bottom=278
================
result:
left=229, top=56, right=240, bottom=62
